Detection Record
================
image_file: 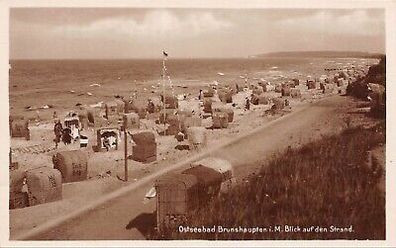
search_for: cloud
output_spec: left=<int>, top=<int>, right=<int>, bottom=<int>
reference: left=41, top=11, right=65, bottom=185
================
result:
left=276, top=10, right=384, bottom=36
left=53, top=10, right=233, bottom=41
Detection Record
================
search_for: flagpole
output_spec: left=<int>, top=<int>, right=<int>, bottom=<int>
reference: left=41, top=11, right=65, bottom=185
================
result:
left=162, top=53, right=166, bottom=135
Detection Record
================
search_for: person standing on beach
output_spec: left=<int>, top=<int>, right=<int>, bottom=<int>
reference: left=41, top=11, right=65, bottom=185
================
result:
left=245, top=97, right=250, bottom=111
left=53, top=111, right=58, bottom=121
left=53, top=120, right=63, bottom=149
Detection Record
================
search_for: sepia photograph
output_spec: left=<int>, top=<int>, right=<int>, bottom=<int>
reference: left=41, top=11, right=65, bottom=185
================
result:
left=2, top=0, right=395, bottom=246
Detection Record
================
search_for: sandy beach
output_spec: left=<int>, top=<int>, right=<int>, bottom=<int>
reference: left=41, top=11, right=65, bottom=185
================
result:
left=9, top=56, right=379, bottom=238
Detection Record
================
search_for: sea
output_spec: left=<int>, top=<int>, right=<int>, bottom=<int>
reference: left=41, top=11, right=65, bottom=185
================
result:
left=9, top=57, right=356, bottom=86
left=9, top=57, right=375, bottom=118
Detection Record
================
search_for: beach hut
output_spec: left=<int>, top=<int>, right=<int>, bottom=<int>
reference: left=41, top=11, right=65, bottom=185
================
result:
left=64, top=111, right=80, bottom=129
left=155, top=173, right=198, bottom=233
left=252, top=86, right=263, bottom=96
left=262, top=84, right=275, bottom=92
left=10, top=118, right=30, bottom=140
left=203, top=87, right=215, bottom=97
left=94, top=127, right=120, bottom=151
left=114, top=99, right=125, bottom=113
left=281, top=86, right=291, bottom=97
left=212, top=112, right=229, bottom=129
left=274, top=83, right=283, bottom=93
left=159, top=109, right=177, bottom=124
left=122, top=99, right=134, bottom=114
left=272, top=98, right=285, bottom=110
left=212, top=102, right=234, bottom=122
left=52, top=150, right=88, bottom=183
left=307, top=80, right=317, bottom=90
left=26, top=167, right=62, bottom=206
left=218, top=90, right=233, bottom=103
left=147, top=97, right=163, bottom=113
left=187, top=126, right=207, bottom=150
left=123, top=113, right=140, bottom=130
left=182, top=165, right=223, bottom=201
left=258, top=95, right=270, bottom=104
left=105, top=101, right=119, bottom=119
left=191, top=157, right=234, bottom=192
left=203, top=98, right=213, bottom=113
left=131, top=131, right=157, bottom=163
left=251, top=94, right=260, bottom=105
left=9, top=169, right=29, bottom=209
left=322, top=83, right=335, bottom=94
left=160, top=94, right=178, bottom=109
left=165, top=115, right=182, bottom=135
left=178, top=100, right=201, bottom=117
left=181, top=117, right=202, bottom=134
left=10, top=191, right=28, bottom=209
left=10, top=169, right=26, bottom=194
left=290, top=88, right=302, bottom=98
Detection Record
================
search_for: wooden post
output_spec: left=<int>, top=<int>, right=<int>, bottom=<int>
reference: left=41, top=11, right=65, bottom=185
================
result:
left=124, top=123, right=128, bottom=182
left=162, top=58, right=166, bottom=136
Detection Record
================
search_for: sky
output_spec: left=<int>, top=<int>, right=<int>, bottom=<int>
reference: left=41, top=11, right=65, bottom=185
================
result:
left=9, top=8, right=385, bottom=59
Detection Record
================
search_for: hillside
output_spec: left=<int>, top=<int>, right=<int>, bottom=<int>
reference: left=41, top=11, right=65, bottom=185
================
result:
left=255, top=51, right=384, bottom=58
left=168, top=123, right=385, bottom=240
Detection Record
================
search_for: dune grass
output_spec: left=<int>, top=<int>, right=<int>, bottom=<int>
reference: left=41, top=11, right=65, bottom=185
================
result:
left=168, top=122, right=385, bottom=240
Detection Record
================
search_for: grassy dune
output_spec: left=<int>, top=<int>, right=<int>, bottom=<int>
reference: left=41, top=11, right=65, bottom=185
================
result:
left=170, top=123, right=385, bottom=240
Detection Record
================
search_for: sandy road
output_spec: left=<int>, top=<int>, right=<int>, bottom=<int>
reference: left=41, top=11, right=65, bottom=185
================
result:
left=23, top=95, right=349, bottom=240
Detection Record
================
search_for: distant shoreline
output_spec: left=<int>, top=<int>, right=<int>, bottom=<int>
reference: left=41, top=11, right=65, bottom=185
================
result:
left=9, top=51, right=384, bottom=61
left=255, top=51, right=384, bottom=59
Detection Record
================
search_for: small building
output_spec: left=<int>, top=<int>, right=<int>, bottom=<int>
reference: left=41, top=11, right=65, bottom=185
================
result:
left=52, top=150, right=88, bottom=183
left=9, top=117, right=30, bottom=140
left=95, top=127, right=120, bottom=151
left=26, top=166, right=62, bottom=206
left=131, top=131, right=157, bottom=163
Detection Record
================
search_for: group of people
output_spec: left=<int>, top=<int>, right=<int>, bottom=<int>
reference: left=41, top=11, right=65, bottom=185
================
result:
left=54, top=119, right=75, bottom=148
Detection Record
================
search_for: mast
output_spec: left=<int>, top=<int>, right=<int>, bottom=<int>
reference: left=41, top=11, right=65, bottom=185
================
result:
left=162, top=52, right=166, bottom=135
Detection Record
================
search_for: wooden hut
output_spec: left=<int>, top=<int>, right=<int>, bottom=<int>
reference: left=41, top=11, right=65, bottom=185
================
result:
left=155, top=173, right=198, bottom=233
left=10, top=169, right=26, bottom=194
left=123, top=113, right=140, bottom=130
left=281, top=86, right=291, bottom=96
left=105, top=101, right=119, bottom=119
left=274, top=83, right=283, bottom=93
left=203, top=98, right=213, bottom=113
left=272, top=98, right=285, bottom=110
left=9, top=168, right=29, bottom=209
left=187, top=126, right=207, bottom=150
left=160, top=94, right=178, bottom=109
left=26, top=167, right=62, bottom=206
left=218, top=90, right=233, bottom=103
left=307, top=80, right=317, bottom=90
left=191, top=157, right=234, bottom=192
left=52, top=150, right=88, bottom=183
left=94, top=127, right=120, bottom=151
left=131, top=131, right=157, bottom=163
left=252, top=86, right=263, bottom=96
left=203, top=87, right=215, bottom=97
left=211, top=102, right=234, bottom=122
left=10, top=118, right=30, bottom=140
left=290, top=88, right=302, bottom=98
left=181, top=117, right=202, bottom=134
left=212, top=112, right=229, bottom=129
left=114, top=99, right=125, bottom=113
left=181, top=165, right=223, bottom=202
